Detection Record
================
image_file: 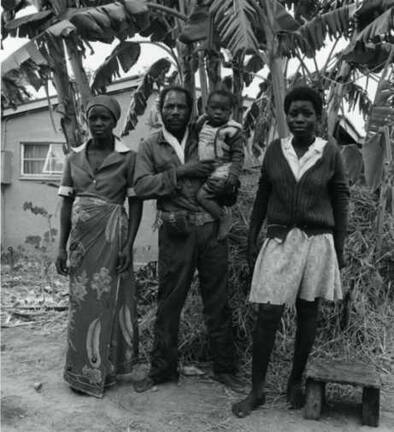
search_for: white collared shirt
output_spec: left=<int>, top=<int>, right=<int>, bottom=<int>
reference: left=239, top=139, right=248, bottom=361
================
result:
left=72, top=136, right=131, bottom=153
left=162, top=127, right=189, bottom=164
left=281, top=136, right=327, bottom=181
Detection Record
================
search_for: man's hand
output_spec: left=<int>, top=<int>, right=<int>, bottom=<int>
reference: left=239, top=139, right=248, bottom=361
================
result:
left=176, top=160, right=216, bottom=179
left=56, top=249, right=69, bottom=276
left=117, top=247, right=132, bottom=274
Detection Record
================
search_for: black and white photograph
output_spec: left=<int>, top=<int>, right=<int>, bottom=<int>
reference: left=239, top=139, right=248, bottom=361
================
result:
left=1, top=1, right=393, bottom=431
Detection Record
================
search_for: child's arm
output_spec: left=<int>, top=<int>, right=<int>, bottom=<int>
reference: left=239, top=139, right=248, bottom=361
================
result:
left=227, top=127, right=245, bottom=182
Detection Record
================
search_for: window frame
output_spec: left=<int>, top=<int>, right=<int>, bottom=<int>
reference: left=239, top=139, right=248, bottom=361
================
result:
left=20, top=141, right=65, bottom=180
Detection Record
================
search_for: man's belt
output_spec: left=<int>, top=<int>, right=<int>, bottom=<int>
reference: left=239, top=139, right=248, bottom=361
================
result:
left=157, top=210, right=215, bottom=226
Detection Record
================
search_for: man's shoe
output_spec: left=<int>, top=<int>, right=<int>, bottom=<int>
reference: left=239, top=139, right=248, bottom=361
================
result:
left=133, top=376, right=155, bottom=393
left=133, top=374, right=179, bottom=393
left=212, top=373, right=245, bottom=393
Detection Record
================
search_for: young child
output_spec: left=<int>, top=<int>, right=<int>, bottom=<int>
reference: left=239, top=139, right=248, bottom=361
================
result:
left=232, top=86, right=349, bottom=417
left=196, top=89, right=245, bottom=240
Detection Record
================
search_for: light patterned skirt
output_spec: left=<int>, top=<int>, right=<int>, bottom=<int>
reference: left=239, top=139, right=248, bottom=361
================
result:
left=249, top=228, right=342, bottom=306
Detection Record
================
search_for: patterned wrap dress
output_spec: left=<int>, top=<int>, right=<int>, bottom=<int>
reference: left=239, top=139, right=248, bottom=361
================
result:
left=58, top=138, right=138, bottom=397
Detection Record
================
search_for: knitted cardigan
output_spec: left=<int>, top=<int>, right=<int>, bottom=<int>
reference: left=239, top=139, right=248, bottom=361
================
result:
left=251, top=138, right=350, bottom=256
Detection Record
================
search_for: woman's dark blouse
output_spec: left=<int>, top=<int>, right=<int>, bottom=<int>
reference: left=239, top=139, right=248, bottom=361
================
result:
left=251, top=138, right=349, bottom=255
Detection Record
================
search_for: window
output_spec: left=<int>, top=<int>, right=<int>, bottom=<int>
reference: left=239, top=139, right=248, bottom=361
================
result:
left=21, top=142, right=65, bottom=177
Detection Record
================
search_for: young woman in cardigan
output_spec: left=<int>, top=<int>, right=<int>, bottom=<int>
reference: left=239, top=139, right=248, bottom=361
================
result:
left=232, top=86, right=349, bottom=417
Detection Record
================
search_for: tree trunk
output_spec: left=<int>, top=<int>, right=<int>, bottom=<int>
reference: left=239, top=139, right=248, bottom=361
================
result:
left=327, top=62, right=351, bottom=138
left=176, top=0, right=197, bottom=108
left=232, top=53, right=244, bottom=123
left=178, top=42, right=197, bottom=108
left=206, top=49, right=221, bottom=91
left=262, top=0, right=288, bottom=138
left=65, top=36, right=92, bottom=112
left=45, top=37, right=83, bottom=151
left=206, top=12, right=221, bottom=92
left=270, top=55, right=288, bottom=138
left=198, top=49, right=209, bottom=111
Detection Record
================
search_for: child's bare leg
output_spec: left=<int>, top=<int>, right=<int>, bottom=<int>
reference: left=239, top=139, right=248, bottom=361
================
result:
left=232, top=304, right=284, bottom=418
left=197, top=185, right=224, bottom=220
left=287, top=298, right=318, bottom=409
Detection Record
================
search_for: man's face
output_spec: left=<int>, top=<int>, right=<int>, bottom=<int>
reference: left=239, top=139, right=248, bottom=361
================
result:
left=161, top=90, right=191, bottom=134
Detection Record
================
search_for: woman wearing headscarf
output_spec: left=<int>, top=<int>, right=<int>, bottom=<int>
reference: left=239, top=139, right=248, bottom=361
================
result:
left=56, top=95, right=143, bottom=397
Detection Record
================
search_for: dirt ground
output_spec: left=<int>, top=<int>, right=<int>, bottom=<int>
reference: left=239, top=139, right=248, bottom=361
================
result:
left=1, top=261, right=394, bottom=432
left=1, top=322, right=394, bottom=432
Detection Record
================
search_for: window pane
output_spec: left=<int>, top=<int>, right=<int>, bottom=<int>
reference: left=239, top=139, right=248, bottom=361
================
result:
left=22, top=143, right=65, bottom=176
left=24, top=160, right=45, bottom=174
left=42, top=144, right=64, bottom=174
left=24, top=144, right=48, bottom=159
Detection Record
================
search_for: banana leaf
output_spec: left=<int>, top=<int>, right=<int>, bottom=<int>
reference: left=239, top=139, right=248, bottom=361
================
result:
left=92, top=41, right=141, bottom=93
left=121, top=57, right=171, bottom=136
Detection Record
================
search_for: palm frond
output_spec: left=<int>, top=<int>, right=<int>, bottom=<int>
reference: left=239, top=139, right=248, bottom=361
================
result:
left=243, top=54, right=264, bottom=87
left=355, top=7, right=394, bottom=44
left=91, top=41, right=141, bottom=93
left=279, top=4, right=357, bottom=58
left=341, top=41, right=394, bottom=73
left=342, top=81, right=373, bottom=119
left=4, top=10, right=55, bottom=38
left=4, top=1, right=151, bottom=43
left=121, top=58, right=171, bottom=136
left=356, top=0, right=394, bottom=30
left=1, top=41, right=49, bottom=108
left=363, top=73, right=394, bottom=190
left=210, top=0, right=260, bottom=55
left=281, top=0, right=321, bottom=21
left=179, top=1, right=210, bottom=44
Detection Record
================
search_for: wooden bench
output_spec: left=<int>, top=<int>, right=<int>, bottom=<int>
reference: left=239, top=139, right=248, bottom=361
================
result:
left=304, top=360, right=381, bottom=427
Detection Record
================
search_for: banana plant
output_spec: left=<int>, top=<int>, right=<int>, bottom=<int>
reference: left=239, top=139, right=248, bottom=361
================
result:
left=2, top=0, right=394, bottom=152
left=179, top=0, right=361, bottom=138
left=1, top=0, right=191, bottom=147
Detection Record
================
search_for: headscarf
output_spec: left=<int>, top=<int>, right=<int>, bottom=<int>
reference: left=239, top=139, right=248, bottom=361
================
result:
left=86, top=95, right=121, bottom=122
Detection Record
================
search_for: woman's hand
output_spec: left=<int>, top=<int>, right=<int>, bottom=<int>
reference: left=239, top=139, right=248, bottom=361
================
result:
left=247, top=239, right=259, bottom=274
left=337, top=252, right=346, bottom=269
left=56, top=249, right=69, bottom=276
left=117, top=247, right=132, bottom=274
left=225, top=173, right=239, bottom=188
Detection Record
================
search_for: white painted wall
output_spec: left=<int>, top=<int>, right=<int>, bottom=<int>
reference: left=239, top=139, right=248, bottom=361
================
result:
left=1, top=86, right=159, bottom=264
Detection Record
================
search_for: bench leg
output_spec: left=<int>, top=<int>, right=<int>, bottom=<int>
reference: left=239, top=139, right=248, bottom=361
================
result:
left=362, top=387, right=380, bottom=427
left=304, top=379, right=325, bottom=420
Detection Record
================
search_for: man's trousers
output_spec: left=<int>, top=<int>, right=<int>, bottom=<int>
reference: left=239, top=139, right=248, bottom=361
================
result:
left=149, top=221, right=236, bottom=383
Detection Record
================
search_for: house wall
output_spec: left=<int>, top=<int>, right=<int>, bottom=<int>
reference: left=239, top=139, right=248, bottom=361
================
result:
left=1, top=90, right=159, bottom=264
